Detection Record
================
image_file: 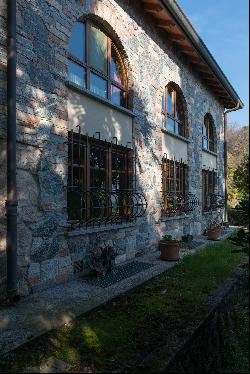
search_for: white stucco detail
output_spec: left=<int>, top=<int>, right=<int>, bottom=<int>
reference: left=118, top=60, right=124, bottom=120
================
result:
left=161, top=132, right=188, bottom=163
left=202, top=150, right=217, bottom=170
left=68, top=89, right=133, bottom=147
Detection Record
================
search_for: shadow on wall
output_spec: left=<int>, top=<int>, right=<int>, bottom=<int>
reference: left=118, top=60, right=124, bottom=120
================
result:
left=0, top=0, right=225, bottom=328
left=1, top=0, right=182, bottom=300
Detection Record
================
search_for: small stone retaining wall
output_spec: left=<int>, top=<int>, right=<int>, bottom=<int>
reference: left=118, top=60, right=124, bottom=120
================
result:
left=162, top=261, right=248, bottom=373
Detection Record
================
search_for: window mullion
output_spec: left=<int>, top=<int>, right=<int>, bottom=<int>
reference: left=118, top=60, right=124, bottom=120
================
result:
left=107, top=145, right=112, bottom=193
left=86, top=20, right=90, bottom=90
left=86, top=136, right=91, bottom=221
left=174, top=90, right=177, bottom=134
left=165, top=86, right=168, bottom=130
left=107, top=38, right=112, bottom=101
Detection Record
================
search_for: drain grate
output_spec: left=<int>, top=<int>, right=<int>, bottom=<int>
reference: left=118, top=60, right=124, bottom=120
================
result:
left=85, top=261, right=155, bottom=288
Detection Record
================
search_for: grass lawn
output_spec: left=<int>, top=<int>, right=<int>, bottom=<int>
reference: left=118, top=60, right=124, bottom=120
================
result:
left=221, top=274, right=249, bottom=374
left=1, top=238, right=248, bottom=373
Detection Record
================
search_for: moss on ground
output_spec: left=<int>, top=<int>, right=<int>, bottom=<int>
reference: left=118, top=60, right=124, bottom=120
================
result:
left=0, top=239, right=247, bottom=373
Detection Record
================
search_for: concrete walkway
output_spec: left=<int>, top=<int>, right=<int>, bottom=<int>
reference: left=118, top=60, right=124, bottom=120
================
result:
left=0, top=228, right=235, bottom=354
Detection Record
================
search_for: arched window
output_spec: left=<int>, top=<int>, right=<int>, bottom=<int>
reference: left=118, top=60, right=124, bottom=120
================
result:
left=203, top=114, right=216, bottom=152
left=162, top=84, right=186, bottom=137
left=68, top=20, right=128, bottom=108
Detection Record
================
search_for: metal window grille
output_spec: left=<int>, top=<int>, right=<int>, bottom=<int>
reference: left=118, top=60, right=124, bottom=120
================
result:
left=162, top=155, right=199, bottom=215
left=67, top=128, right=147, bottom=228
left=202, top=169, right=224, bottom=211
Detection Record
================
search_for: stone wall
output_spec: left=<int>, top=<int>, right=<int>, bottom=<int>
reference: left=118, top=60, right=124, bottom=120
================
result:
left=0, top=0, right=225, bottom=296
left=0, top=0, right=7, bottom=295
left=162, top=262, right=248, bottom=373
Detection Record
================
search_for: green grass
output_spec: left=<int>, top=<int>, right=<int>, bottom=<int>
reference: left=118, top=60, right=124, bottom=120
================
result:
left=221, top=274, right=249, bottom=373
left=1, top=239, right=247, bottom=373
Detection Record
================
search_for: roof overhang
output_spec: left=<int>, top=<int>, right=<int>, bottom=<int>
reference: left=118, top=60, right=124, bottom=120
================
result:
left=140, top=0, right=244, bottom=109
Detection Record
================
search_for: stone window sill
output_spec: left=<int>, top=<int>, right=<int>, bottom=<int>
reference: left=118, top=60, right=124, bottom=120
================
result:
left=161, top=213, right=192, bottom=222
left=161, top=128, right=191, bottom=143
left=64, top=222, right=136, bottom=238
left=202, top=148, right=217, bottom=157
left=202, top=210, right=219, bottom=215
left=66, top=81, right=135, bottom=118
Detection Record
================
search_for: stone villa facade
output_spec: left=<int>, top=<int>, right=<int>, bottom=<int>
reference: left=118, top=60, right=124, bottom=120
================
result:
left=0, top=0, right=243, bottom=296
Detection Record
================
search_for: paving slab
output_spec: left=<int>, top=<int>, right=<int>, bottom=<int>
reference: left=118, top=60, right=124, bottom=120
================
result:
left=0, top=228, right=236, bottom=354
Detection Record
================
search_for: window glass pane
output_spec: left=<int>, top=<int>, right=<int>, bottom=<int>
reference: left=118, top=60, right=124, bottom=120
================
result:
left=203, top=124, right=207, bottom=138
left=71, top=166, right=85, bottom=190
left=112, top=152, right=125, bottom=171
left=68, top=22, right=85, bottom=61
left=203, top=137, right=208, bottom=149
left=209, top=140, right=214, bottom=152
left=112, top=172, right=126, bottom=191
left=176, top=122, right=184, bottom=136
left=170, top=162, right=174, bottom=177
left=68, top=60, right=86, bottom=88
left=176, top=95, right=184, bottom=122
left=67, top=189, right=82, bottom=221
left=176, top=165, right=180, bottom=179
left=167, top=116, right=175, bottom=133
left=167, top=88, right=174, bottom=115
left=162, top=114, right=165, bottom=128
left=162, top=94, right=165, bottom=114
left=208, top=172, right=213, bottom=193
left=169, top=180, right=174, bottom=193
left=71, top=141, right=85, bottom=165
left=90, top=25, right=108, bottom=74
left=176, top=179, right=180, bottom=192
left=111, top=44, right=124, bottom=85
left=91, top=170, right=106, bottom=190
left=111, top=85, right=126, bottom=107
left=90, top=146, right=106, bottom=169
left=90, top=73, right=107, bottom=99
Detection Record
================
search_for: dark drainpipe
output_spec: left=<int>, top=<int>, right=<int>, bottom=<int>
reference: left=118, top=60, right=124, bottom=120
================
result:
left=223, top=102, right=242, bottom=223
left=6, top=0, right=18, bottom=300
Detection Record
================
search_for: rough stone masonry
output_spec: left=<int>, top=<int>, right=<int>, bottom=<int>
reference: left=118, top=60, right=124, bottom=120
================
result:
left=0, top=0, right=226, bottom=296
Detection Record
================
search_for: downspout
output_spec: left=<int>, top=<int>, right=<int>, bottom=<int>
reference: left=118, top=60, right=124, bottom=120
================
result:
left=6, top=0, right=18, bottom=300
left=223, top=102, right=242, bottom=223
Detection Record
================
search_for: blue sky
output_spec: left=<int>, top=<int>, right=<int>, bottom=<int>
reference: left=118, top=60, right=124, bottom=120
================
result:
left=177, top=0, right=249, bottom=126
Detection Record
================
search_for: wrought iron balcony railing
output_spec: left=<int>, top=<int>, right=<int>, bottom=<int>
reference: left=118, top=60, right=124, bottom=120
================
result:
left=162, top=192, right=200, bottom=216
left=203, top=193, right=225, bottom=212
left=67, top=189, right=147, bottom=228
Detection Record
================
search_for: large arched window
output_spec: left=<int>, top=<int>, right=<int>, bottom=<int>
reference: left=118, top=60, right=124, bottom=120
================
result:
left=162, top=84, right=186, bottom=137
left=67, top=20, right=128, bottom=108
left=203, top=114, right=216, bottom=152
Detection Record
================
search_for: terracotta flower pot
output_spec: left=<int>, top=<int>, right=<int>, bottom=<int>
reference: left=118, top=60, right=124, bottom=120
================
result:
left=207, top=227, right=221, bottom=241
left=159, top=241, right=180, bottom=261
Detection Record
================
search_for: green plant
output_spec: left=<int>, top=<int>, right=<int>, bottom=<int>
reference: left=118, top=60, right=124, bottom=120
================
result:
left=233, top=155, right=249, bottom=198
left=87, top=234, right=117, bottom=276
left=1, top=240, right=246, bottom=373
left=228, top=197, right=249, bottom=227
left=207, top=213, right=223, bottom=231
left=162, top=235, right=179, bottom=243
left=182, top=235, right=194, bottom=250
left=229, top=229, right=249, bottom=254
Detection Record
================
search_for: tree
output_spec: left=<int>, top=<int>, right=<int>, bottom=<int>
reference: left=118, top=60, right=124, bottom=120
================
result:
left=233, top=155, right=249, bottom=197
left=227, top=123, right=249, bottom=206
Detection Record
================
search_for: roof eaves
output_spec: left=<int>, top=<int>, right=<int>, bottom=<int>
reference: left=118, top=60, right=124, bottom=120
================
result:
left=161, top=0, right=244, bottom=109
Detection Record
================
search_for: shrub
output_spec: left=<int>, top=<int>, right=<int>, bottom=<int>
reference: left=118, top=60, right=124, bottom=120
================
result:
left=228, top=197, right=249, bottom=227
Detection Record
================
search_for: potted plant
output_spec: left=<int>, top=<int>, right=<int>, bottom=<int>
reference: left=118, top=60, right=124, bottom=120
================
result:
left=159, top=235, right=181, bottom=261
left=206, top=216, right=223, bottom=241
left=87, top=234, right=117, bottom=276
